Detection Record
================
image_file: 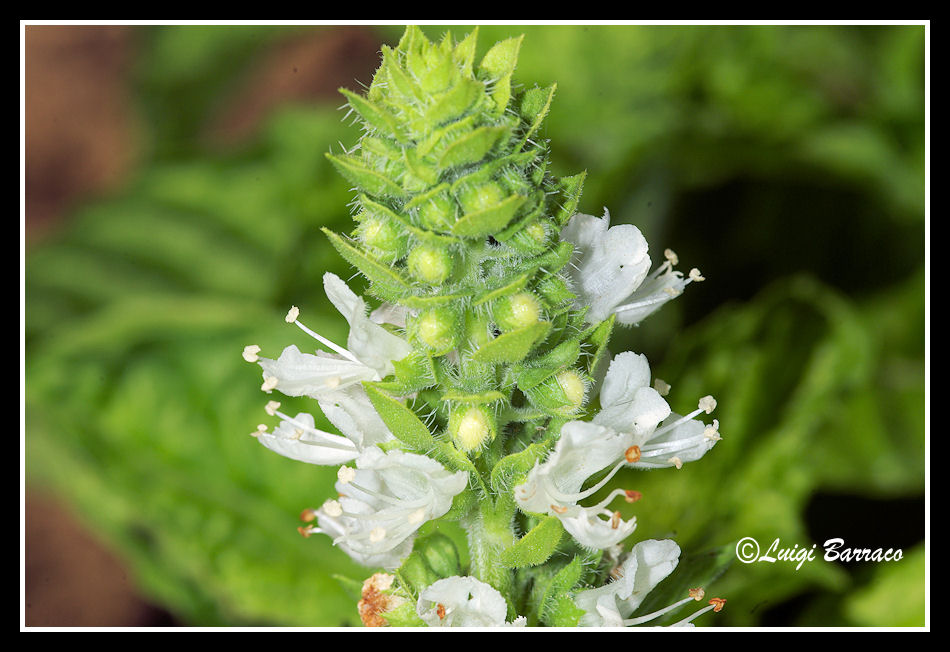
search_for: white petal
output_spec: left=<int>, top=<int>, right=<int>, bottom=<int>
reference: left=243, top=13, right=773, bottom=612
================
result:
left=595, top=386, right=671, bottom=440
left=257, top=412, right=358, bottom=466
left=616, top=539, right=681, bottom=614
left=514, top=421, right=628, bottom=515
left=576, top=538, right=680, bottom=626
left=323, top=272, right=412, bottom=376
left=561, top=211, right=651, bottom=324
left=317, top=385, right=394, bottom=450
left=417, top=576, right=511, bottom=627
left=557, top=506, right=637, bottom=550
left=259, top=344, right=379, bottom=398
left=598, top=351, right=652, bottom=410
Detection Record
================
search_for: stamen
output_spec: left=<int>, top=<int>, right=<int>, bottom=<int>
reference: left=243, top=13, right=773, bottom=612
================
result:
left=668, top=456, right=683, bottom=469
left=622, top=595, right=696, bottom=626
left=689, top=588, right=705, bottom=601
left=698, top=395, right=717, bottom=414
left=624, top=490, right=642, bottom=503
left=704, top=419, right=721, bottom=441
left=437, top=603, right=447, bottom=620
left=664, top=248, right=679, bottom=266
left=668, top=598, right=726, bottom=627
left=261, top=376, right=278, bottom=392
left=242, top=344, right=261, bottom=362
left=338, top=466, right=356, bottom=484
left=610, top=511, right=621, bottom=529
left=689, top=268, right=705, bottom=282
left=263, top=410, right=359, bottom=452
left=300, top=508, right=318, bottom=522
left=249, top=424, right=267, bottom=437
left=348, top=480, right=430, bottom=509
left=265, top=400, right=281, bottom=416
left=322, top=500, right=343, bottom=518
left=625, top=446, right=642, bottom=463
left=291, top=318, right=361, bottom=364
left=285, top=305, right=300, bottom=323
left=653, top=378, right=671, bottom=396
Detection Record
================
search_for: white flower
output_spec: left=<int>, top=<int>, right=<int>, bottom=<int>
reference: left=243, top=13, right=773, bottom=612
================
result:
left=576, top=538, right=680, bottom=626
left=417, top=576, right=526, bottom=627
left=575, top=539, right=726, bottom=627
left=252, top=272, right=411, bottom=399
left=300, top=447, right=469, bottom=569
left=514, top=420, right=638, bottom=549
left=252, top=385, right=395, bottom=466
left=595, top=351, right=720, bottom=471
left=561, top=210, right=703, bottom=326
left=513, top=351, right=720, bottom=549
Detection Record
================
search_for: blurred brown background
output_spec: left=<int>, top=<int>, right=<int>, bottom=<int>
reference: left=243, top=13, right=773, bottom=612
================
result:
left=23, top=23, right=382, bottom=627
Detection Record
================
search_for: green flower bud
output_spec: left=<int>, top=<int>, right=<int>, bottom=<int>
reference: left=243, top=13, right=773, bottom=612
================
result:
left=398, top=551, right=440, bottom=595
left=411, top=307, right=460, bottom=355
left=464, top=311, right=494, bottom=349
left=407, top=244, right=455, bottom=285
left=493, top=292, right=543, bottom=332
left=417, top=194, right=458, bottom=231
left=416, top=533, right=462, bottom=579
left=536, top=274, right=575, bottom=309
left=356, top=213, right=409, bottom=262
left=525, top=368, right=588, bottom=416
left=448, top=404, right=496, bottom=453
left=507, top=219, right=550, bottom=254
left=456, top=180, right=506, bottom=214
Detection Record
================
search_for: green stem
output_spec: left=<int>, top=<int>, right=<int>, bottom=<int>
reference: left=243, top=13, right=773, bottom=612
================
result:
left=466, top=495, right=516, bottom=607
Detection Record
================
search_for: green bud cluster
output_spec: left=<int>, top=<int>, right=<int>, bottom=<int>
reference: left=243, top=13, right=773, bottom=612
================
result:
left=324, top=26, right=617, bottom=626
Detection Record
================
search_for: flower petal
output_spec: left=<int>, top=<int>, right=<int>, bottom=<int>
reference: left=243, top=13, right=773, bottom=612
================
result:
left=561, top=211, right=651, bottom=324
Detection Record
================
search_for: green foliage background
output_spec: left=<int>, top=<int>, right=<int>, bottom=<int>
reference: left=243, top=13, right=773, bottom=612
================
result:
left=24, top=24, right=926, bottom=627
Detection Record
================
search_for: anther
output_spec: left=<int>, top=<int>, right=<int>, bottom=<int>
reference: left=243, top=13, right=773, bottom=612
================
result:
left=261, top=376, right=278, bottom=392
left=300, top=508, right=318, bottom=522
left=297, top=526, right=313, bottom=538
left=408, top=508, right=426, bottom=525
left=550, top=504, right=568, bottom=514
left=624, top=490, right=642, bottom=503
left=610, top=511, right=622, bottom=529
left=437, top=604, right=447, bottom=620
left=625, top=446, right=642, bottom=463
left=664, top=248, right=679, bottom=266
left=285, top=306, right=300, bottom=323
left=669, top=456, right=683, bottom=469
left=337, top=466, right=356, bottom=484
left=698, top=395, right=717, bottom=414
left=242, top=344, right=261, bottom=363
left=322, top=499, right=343, bottom=517
left=709, top=598, right=726, bottom=613
left=369, top=527, right=386, bottom=543
left=689, top=588, right=705, bottom=601
left=653, top=378, right=671, bottom=396
left=265, top=400, right=280, bottom=416
left=324, top=377, right=341, bottom=389
left=704, top=419, right=721, bottom=441
left=250, top=424, right=267, bottom=437
left=689, top=268, right=705, bottom=282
